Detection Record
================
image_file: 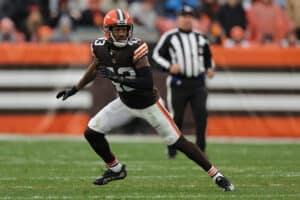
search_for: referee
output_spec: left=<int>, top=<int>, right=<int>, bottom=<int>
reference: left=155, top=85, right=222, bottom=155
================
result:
left=152, top=5, right=215, bottom=158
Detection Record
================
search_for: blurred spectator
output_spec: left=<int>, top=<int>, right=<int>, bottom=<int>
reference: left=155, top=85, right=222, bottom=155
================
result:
left=37, top=25, right=52, bottom=43
left=218, top=0, right=247, bottom=37
left=79, top=0, right=104, bottom=27
left=273, top=0, right=287, bottom=8
left=100, top=0, right=128, bottom=14
left=281, top=30, right=300, bottom=47
left=48, top=0, right=76, bottom=30
left=51, top=15, right=76, bottom=42
left=49, top=0, right=87, bottom=21
left=4, top=1, right=33, bottom=37
left=223, top=26, right=250, bottom=47
left=164, top=0, right=200, bottom=19
left=196, top=0, right=220, bottom=42
left=68, top=0, right=89, bottom=23
left=0, top=17, right=23, bottom=42
left=242, top=0, right=253, bottom=10
left=261, top=33, right=276, bottom=45
left=208, top=22, right=226, bottom=44
left=155, top=17, right=177, bottom=35
left=156, top=0, right=201, bottom=35
left=247, top=0, right=293, bottom=44
left=25, top=5, right=43, bottom=42
left=152, top=0, right=166, bottom=16
left=129, top=0, right=158, bottom=41
left=0, top=0, right=20, bottom=20
left=199, top=0, right=220, bottom=22
left=286, top=0, right=300, bottom=39
left=49, top=0, right=61, bottom=18
left=195, top=12, right=211, bottom=34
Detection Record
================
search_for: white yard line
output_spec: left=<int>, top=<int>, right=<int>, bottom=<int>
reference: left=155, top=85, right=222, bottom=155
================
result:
left=0, top=134, right=299, bottom=144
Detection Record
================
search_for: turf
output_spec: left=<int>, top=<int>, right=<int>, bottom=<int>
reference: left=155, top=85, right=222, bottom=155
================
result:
left=0, top=138, right=299, bottom=199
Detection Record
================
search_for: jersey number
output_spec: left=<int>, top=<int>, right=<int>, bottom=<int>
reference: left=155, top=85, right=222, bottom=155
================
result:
left=94, top=38, right=106, bottom=46
left=108, top=67, right=136, bottom=92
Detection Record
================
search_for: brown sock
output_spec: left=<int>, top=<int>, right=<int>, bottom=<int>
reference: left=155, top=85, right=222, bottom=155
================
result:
left=172, top=136, right=212, bottom=171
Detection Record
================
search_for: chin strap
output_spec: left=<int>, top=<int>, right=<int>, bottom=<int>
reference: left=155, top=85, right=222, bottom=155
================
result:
left=109, top=32, right=128, bottom=47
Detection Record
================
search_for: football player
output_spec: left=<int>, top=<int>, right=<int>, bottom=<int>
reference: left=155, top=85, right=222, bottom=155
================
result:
left=56, top=9, right=234, bottom=191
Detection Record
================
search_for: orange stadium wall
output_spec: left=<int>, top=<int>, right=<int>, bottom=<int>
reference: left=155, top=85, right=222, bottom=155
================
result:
left=0, top=43, right=300, bottom=138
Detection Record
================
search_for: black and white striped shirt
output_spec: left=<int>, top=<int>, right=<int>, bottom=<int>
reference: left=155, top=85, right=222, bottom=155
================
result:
left=152, top=28, right=213, bottom=78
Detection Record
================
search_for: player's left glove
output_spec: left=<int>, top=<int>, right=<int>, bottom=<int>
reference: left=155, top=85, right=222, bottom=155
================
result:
left=98, top=67, right=123, bottom=83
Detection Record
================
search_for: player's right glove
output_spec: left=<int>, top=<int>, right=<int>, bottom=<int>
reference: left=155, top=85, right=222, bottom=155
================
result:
left=98, top=67, right=122, bottom=82
left=56, top=86, right=78, bottom=101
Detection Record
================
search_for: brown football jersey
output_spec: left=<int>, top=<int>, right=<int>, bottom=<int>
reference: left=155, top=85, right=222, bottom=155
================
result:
left=91, top=37, right=159, bottom=109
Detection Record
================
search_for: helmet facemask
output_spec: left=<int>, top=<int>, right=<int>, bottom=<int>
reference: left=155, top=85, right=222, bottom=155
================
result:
left=107, top=24, right=133, bottom=47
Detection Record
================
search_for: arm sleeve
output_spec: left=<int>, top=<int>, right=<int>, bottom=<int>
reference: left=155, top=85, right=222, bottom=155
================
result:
left=118, top=67, right=153, bottom=89
left=203, top=41, right=213, bottom=69
left=90, top=42, right=96, bottom=57
left=152, top=32, right=172, bottom=70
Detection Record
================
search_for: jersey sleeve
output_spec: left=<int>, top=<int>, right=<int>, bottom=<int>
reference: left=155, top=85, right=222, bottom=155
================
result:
left=91, top=37, right=106, bottom=57
left=90, top=41, right=96, bottom=57
left=202, top=36, right=213, bottom=69
left=133, top=40, right=149, bottom=63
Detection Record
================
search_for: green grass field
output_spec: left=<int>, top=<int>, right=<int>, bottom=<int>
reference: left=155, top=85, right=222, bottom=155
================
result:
left=0, top=137, right=299, bottom=199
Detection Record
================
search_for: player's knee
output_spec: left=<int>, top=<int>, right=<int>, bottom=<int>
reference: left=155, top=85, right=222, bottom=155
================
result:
left=171, top=135, right=188, bottom=150
left=84, top=127, right=105, bottom=142
left=88, top=117, right=111, bottom=133
left=162, top=134, right=181, bottom=146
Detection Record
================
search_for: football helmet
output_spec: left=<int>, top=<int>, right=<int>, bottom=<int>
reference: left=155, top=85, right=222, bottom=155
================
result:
left=103, top=9, right=133, bottom=47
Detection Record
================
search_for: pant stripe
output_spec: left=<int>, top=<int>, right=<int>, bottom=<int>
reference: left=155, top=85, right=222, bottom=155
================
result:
left=156, top=101, right=182, bottom=136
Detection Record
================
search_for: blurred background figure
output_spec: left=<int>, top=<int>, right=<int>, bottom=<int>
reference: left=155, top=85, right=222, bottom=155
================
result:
left=51, top=15, right=76, bottom=42
left=48, top=0, right=76, bottom=30
left=208, top=22, right=225, bottom=44
left=155, top=16, right=177, bottom=35
left=156, top=0, right=200, bottom=34
left=25, top=5, right=43, bottom=42
left=197, top=0, right=222, bottom=43
left=223, top=25, right=250, bottom=48
left=218, top=0, right=247, bottom=38
left=286, top=0, right=300, bottom=40
left=129, top=0, right=158, bottom=42
left=100, top=0, right=128, bottom=14
left=199, top=0, right=219, bottom=22
left=153, top=5, right=216, bottom=156
left=273, top=0, right=287, bottom=8
left=79, top=0, right=103, bottom=27
left=37, top=25, right=52, bottom=43
left=281, top=30, right=300, bottom=47
left=0, top=0, right=299, bottom=46
left=0, top=17, right=23, bottom=42
left=247, top=0, right=293, bottom=45
left=163, top=0, right=200, bottom=19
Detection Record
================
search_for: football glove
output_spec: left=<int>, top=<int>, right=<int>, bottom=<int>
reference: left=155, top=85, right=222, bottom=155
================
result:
left=98, top=67, right=123, bottom=83
left=56, top=86, right=78, bottom=101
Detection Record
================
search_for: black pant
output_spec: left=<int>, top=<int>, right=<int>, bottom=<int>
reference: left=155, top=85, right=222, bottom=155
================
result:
left=167, top=75, right=208, bottom=151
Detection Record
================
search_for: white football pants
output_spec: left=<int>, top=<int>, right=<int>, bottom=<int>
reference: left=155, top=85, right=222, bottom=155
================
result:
left=88, top=98, right=181, bottom=145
